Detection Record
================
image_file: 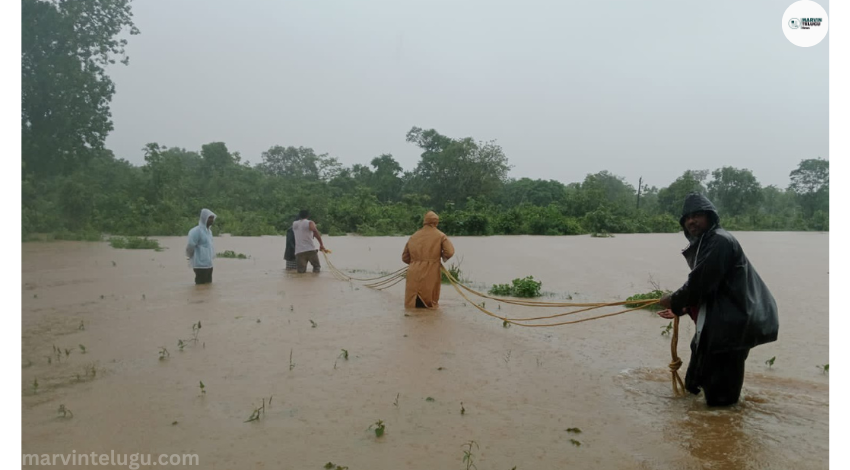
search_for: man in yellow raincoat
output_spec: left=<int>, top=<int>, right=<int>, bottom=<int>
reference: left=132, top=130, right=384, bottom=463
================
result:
left=402, top=211, right=455, bottom=308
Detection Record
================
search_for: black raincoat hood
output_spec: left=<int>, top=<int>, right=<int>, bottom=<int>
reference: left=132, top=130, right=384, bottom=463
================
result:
left=679, top=193, right=720, bottom=239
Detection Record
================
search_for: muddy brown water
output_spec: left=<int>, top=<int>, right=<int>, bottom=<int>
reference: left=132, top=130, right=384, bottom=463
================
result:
left=21, top=233, right=828, bottom=469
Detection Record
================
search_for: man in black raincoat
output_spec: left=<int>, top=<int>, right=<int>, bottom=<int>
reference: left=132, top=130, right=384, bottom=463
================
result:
left=659, top=193, right=779, bottom=406
left=284, top=215, right=297, bottom=271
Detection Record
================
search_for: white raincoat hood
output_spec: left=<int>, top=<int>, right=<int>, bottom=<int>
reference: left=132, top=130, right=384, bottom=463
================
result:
left=199, top=208, right=216, bottom=228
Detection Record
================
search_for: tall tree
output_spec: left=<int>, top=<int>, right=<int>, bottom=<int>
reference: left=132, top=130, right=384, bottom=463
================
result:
left=369, top=154, right=404, bottom=203
left=707, top=166, right=762, bottom=217
left=257, top=145, right=341, bottom=181
left=788, top=158, right=829, bottom=218
left=22, top=0, right=139, bottom=176
left=657, top=170, right=709, bottom=216
left=406, top=127, right=511, bottom=209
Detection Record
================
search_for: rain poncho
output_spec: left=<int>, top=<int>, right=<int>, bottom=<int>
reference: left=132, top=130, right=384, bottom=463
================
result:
left=186, top=209, right=216, bottom=269
left=669, top=193, right=778, bottom=396
left=401, top=211, right=455, bottom=308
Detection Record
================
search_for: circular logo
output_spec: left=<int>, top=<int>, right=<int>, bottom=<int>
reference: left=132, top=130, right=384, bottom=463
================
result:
left=782, top=1, right=829, bottom=47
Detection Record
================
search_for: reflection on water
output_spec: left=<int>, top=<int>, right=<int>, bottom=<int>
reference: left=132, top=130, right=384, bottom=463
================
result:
left=616, top=367, right=828, bottom=470
left=21, top=233, right=828, bottom=469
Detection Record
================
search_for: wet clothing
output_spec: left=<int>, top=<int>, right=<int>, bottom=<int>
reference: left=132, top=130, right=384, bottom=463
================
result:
left=685, top=340, right=749, bottom=406
left=296, top=250, right=321, bottom=273
left=670, top=194, right=778, bottom=405
left=285, top=260, right=297, bottom=271
left=194, top=268, right=213, bottom=285
left=284, top=227, right=296, bottom=263
left=293, top=219, right=317, bottom=255
left=186, top=209, right=216, bottom=269
left=401, top=211, right=455, bottom=309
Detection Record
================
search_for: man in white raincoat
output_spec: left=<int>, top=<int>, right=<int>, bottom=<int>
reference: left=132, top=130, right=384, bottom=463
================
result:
left=186, top=208, right=217, bottom=284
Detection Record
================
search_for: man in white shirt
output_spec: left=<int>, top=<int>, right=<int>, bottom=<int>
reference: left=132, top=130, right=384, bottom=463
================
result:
left=292, top=209, right=327, bottom=273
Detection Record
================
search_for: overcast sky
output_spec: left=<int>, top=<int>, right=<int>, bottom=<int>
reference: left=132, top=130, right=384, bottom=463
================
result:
left=105, top=0, right=829, bottom=189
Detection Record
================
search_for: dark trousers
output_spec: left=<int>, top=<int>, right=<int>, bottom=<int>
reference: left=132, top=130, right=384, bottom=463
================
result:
left=686, top=337, right=750, bottom=406
left=296, top=250, right=321, bottom=273
left=194, top=268, right=213, bottom=285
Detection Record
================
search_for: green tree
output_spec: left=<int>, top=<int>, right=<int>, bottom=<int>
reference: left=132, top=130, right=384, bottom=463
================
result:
left=578, top=171, right=636, bottom=215
left=657, top=170, right=709, bottom=217
left=22, top=0, right=139, bottom=177
left=498, top=178, right=567, bottom=207
left=789, top=158, right=829, bottom=218
left=257, top=145, right=341, bottom=181
left=707, top=167, right=762, bottom=217
left=369, top=154, right=404, bottom=203
left=406, top=127, right=511, bottom=209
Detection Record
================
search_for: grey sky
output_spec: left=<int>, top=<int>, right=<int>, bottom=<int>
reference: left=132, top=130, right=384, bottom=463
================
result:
left=106, top=0, right=829, bottom=189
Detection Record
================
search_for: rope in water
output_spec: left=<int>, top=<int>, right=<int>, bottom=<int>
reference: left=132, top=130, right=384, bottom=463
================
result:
left=321, top=252, right=684, bottom=396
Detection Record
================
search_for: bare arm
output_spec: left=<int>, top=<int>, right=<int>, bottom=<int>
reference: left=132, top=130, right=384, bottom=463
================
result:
left=309, top=221, right=326, bottom=251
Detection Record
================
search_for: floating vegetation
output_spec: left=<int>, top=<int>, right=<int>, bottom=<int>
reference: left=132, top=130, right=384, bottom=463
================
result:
left=109, top=236, right=162, bottom=251
left=624, top=290, right=666, bottom=311
left=489, top=276, right=542, bottom=298
left=369, top=419, right=386, bottom=438
left=217, top=250, right=248, bottom=259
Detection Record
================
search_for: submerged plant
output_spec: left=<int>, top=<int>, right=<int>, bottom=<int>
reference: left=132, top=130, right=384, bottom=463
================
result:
left=441, top=262, right=463, bottom=284
left=159, top=347, right=170, bottom=360
left=460, top=402, right=466, bottom=415
left=78, top=344, right=86, bottom=354
left=765, top=356, right=776, bottom=368
left=324, top=463, right=349, bottom=470
left=199, top=381, right=206, bottom=395
left=818, top=364, right=829, bottom=374
left=661, top=322, right=673, bottom=336
left=109, top=236, right=162, bottom=251
left=369, top=419, right=386, bottom=438
left=57, top=404, right=73, bottom=418
left=462, top=440, right=479, bottom=470
left=339, top=349, right=349, bottom=360
left=217, top=250, right=248, bottom=259
left=245, top=399, right=266, bottom=423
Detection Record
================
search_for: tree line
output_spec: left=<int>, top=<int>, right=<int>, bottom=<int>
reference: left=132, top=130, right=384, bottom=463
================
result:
left=21, top=0, right=829, bottom=240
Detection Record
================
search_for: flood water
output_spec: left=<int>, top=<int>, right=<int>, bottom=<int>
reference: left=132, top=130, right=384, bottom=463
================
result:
left=21, top=232, right=828, bottom=469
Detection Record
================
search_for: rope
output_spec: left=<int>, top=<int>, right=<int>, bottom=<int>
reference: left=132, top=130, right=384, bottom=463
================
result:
left=321, top=252, right=683, bottom=396
left=669, top=315, right=686, bottom=396
left=322, top=251, right=408, bottom=282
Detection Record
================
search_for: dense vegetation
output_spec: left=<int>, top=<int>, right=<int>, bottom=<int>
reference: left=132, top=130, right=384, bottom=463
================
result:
left=21, top=0, right=829, bottom=240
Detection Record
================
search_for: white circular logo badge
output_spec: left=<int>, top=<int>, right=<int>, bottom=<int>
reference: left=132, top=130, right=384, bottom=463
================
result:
left=782, top=1, right=829, bottom=47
